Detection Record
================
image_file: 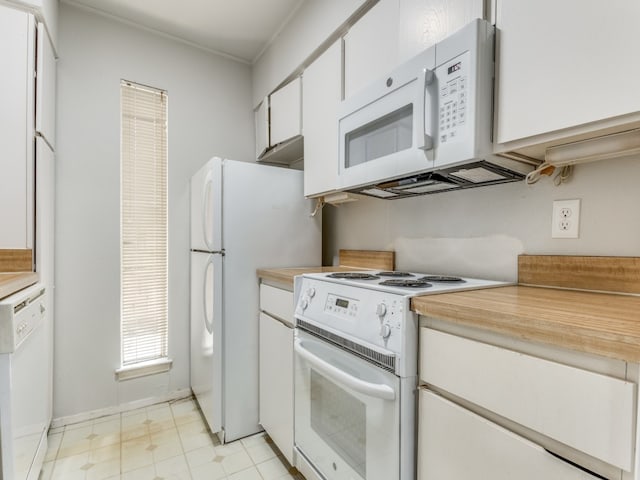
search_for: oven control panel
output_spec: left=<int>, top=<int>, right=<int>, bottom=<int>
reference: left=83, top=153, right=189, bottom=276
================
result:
left=324, top=294, right=359, bottom=318
left=295, top=278, right=413, bottom=357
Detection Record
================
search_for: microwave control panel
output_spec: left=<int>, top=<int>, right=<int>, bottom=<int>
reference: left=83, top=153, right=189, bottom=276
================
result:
left=438, top=51, right=471, bottom=145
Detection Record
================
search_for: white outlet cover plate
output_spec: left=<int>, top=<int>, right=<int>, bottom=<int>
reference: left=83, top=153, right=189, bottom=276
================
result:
left=552, top=199, right=581, bottom=238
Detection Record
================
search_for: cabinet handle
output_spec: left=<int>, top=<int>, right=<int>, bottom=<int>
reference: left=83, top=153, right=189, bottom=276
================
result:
left=544, top=449, right=608, bottom=480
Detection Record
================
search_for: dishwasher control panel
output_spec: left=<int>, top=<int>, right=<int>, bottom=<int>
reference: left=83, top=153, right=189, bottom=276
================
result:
left=0, top=285, right=46, bottom=353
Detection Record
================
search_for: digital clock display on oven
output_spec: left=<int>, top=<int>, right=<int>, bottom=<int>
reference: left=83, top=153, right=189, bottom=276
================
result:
left=335, top=298, right=349, bottom=308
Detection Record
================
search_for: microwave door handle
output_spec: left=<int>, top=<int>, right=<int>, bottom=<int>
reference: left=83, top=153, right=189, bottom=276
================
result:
left=418, top=68, right=436, bottom=152
left=294, top=338, right=396, bottom=401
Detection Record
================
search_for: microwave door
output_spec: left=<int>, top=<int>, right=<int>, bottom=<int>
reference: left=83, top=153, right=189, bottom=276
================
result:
left=338, top=46, right=436, bottom=190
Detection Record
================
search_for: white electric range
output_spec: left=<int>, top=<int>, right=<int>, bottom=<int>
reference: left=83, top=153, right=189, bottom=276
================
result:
left=292, top=270, right=510, bottom=480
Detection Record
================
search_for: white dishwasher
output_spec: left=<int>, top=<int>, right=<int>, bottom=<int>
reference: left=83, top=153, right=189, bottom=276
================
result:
left=0, top=284, right=50, bottom=480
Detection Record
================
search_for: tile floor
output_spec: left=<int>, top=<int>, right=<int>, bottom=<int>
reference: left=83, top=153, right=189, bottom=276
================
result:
left=41, top=397, right=303, bottom=480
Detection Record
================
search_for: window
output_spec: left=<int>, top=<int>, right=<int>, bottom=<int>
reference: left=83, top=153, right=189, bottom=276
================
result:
left=119, top=80, right=169, bottom=376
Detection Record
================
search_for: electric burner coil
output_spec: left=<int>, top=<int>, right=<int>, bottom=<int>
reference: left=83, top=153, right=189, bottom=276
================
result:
left=377, top=271, right=415, bottom=277
left=378, top=279, right=433, bottom=288
left=418, top=275, right=465, bottom=283
left=326, top=272, right=380, bottom=280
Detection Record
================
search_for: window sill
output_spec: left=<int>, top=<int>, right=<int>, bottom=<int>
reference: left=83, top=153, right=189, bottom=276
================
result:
left=115, top=358, right=173, bottom=381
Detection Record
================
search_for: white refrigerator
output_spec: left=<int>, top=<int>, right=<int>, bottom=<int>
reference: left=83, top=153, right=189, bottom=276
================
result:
left=190, top=157, right=321, bottom=443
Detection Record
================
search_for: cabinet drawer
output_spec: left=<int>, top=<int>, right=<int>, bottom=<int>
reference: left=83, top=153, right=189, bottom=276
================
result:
left=419, top=389, right=603, bottom=480
left=420, top=328, right=636, bottom=470
left=259, top=284, right=294, bottom=327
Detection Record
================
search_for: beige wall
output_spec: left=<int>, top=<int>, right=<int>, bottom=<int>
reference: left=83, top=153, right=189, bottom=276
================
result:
left=55, top=3, right=254, bottom=419
left=323, top=155, right=640, bottom=280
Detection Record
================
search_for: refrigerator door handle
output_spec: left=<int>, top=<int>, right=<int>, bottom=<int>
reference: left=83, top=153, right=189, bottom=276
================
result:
left=203, top=255, right=214, bottom=334
left=202, top=172, right=214, bottom=251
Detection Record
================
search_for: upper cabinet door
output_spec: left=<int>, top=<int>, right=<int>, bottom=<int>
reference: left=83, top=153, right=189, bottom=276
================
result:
left=344, top=0, right=400, bottom=99
left=12, top=0, right=58, bottom=48
left=0, top=5, right=35, bottom=250
left=269, top=77, right=302, bottom=146
left=397, top=0, right=485, bottom=64
left=36, top=22, right=56, bottom=149
left=303, top=40, right=342, bottom=198
left=495, top=0, right=640, bottom=146
left=254, top=98, right=269, bottom=158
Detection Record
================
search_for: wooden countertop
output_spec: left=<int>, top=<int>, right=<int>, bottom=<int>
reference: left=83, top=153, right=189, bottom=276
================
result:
left=257, top=266, right=364, bottom=289
left=411, top=285, right=640, bottom=363
left=0, top=272, right=39, bottom=300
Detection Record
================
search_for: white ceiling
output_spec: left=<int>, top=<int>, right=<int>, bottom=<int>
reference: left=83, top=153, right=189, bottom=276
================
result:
left=66, top=0, right=305, bottom=63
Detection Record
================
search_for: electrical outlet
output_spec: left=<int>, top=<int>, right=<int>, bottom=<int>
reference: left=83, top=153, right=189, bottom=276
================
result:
left=552, top=199, right=580, bottom=238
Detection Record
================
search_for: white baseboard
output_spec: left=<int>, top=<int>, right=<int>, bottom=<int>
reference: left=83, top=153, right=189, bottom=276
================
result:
left=50, top=388, right=192, bottom=429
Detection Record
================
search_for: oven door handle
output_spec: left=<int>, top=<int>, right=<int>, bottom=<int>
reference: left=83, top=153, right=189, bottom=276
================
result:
left=294, top=338, right=396, bottom=401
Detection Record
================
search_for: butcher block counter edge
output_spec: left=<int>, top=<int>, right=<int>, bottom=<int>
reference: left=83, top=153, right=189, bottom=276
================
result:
left=411, top=285, right=640, bottom=363
left=0, top=272, right=39, bottom=301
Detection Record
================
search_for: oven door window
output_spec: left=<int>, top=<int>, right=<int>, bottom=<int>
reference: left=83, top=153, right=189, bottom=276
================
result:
left=295, top=331, right=400, bottom=480
left=310, top=370, right=367, bottom=477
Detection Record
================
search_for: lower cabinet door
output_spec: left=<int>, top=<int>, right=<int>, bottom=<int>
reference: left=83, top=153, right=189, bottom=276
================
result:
left=259, top=312, right=294, bottom=465
left=420, top=328, right=634, bottom=470
left=418, top=389, right=602, bottom=480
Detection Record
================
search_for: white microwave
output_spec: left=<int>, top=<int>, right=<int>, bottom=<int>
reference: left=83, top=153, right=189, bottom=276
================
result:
left=338, top=19, right=535, bottom=198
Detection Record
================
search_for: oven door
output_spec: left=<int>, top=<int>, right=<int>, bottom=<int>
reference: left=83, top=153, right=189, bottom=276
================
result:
left=294, top=329, right=400, bottom=480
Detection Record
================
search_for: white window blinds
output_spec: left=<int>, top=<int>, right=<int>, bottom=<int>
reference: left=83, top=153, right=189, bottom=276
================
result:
left=120, top=80, right=168, bottom=367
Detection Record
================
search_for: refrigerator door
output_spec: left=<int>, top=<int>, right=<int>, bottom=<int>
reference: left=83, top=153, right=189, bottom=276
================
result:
left=190, top=158, right=222, bottom=252
left=220, top=159, right=321, bottom=441
left=190, top=250, right=223, bottom=434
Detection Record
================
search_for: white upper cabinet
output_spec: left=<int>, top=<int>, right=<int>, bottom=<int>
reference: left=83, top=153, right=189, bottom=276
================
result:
left=0, top=5, right=35, bottom=250
left=254, top=99, right=269, bottom=158
left=255, top=77, right=303, bottom=165
left=398, top=0, right=485, bottom=63
left=344, top=0, right=485, bottom=98
left=303, top=40, right=342, bottom=198
left=495, top=0, right=640, bottom=149
left=36, top=22, right=56, bottom=149
left=269, top=76, right=302, bottom=146
left=344, top=0, right=400, bottom=99
left=11, top=0, right=58, bottom=48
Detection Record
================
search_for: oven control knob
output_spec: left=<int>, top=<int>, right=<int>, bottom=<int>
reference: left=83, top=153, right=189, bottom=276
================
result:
left=376, top=303, right=387, bottom=317
left=306, top=288, right=316, bottom=298
left=380, top=324, right=392, bottom=339
left=300, top=299, right=309, bottom=311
